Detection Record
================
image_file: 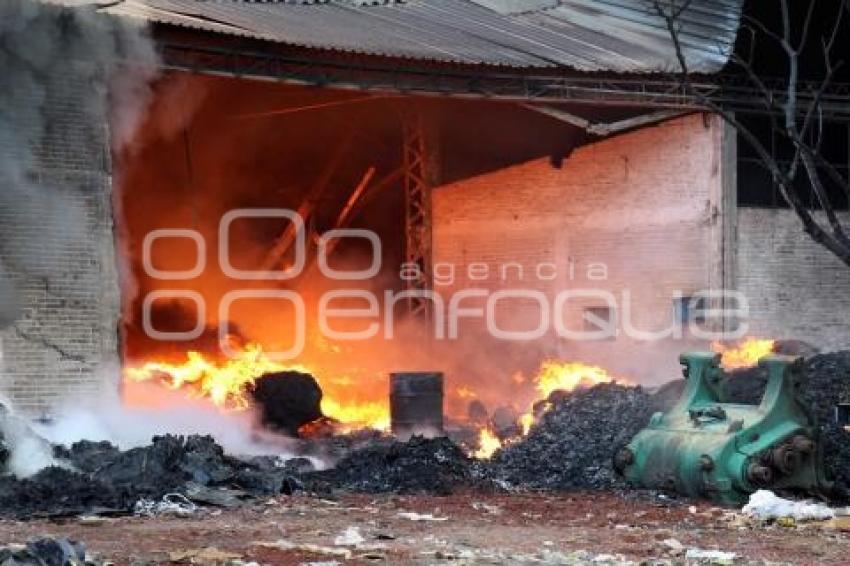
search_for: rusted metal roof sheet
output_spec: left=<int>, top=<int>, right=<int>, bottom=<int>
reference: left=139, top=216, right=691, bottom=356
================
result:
left=53, top=0, right=744, bottom=72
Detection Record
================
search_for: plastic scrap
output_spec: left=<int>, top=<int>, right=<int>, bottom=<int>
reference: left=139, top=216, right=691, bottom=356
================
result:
left=742, top=489, right=835, bottom=522
left=684, top=548, right=737, bottom=563
left=333, top=526, right=365, bottom=547
left=397, top=511, right=448, bottom=521
left=134, top=493, right=197, bottom=517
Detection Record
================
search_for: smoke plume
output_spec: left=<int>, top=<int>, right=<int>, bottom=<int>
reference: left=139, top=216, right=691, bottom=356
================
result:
left=0, top=0, right=158, bottom=329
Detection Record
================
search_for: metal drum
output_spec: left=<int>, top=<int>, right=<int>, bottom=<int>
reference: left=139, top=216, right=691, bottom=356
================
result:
left=389, top=372, right=444, bottom=439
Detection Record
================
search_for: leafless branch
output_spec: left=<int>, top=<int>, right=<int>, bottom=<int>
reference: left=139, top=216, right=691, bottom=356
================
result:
left=652, top=0, right=850, bottom=267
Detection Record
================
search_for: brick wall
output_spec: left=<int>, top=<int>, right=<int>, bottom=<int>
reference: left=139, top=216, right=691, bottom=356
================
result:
left=0, top=67, right=121, bottom=413
left=432, top=113, right=731, bottom=384
left=736, top=208, right=850, bottom=351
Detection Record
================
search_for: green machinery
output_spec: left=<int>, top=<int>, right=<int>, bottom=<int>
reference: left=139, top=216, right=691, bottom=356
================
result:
left=615, top=352, right=829, bottom=505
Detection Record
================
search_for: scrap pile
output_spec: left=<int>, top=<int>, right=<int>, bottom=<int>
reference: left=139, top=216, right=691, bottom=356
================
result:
left=486, top=383, right=654, bottom=490
left=0, top=537, right=98, bottom=566
left=306, top=435, right=474, bottom=495
left=2, top=352, right=849, bottom=520
left=0, top=435, right=298, bottom=519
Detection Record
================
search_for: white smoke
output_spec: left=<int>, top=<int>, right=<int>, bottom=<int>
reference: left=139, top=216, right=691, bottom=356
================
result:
left=0, top=395, right=61, bottom=477
left=0, top=0, right=158, bottom=328
left=31, top=380, right=305, bottom=458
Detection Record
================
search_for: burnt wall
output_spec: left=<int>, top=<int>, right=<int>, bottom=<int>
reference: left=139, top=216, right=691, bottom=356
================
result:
left=0, top=2, right=156, bottom=413
left=0, top=64, right=121, bottom=413
left=431, top=114, right=732, bottom=385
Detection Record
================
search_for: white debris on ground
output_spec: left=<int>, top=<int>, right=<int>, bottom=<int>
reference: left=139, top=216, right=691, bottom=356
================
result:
left=333, top=526, right=365, bottom=547
left=685, top=548, right=738, bottom=564
left=397, top=511, right=449, bottom=521
left=742, top=489, right=835, bottom=522
left=133, top=493, right=197, bottom=517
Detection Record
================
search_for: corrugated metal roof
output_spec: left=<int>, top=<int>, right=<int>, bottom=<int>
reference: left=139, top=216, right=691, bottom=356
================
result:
left=48, top=0, right=744, bottom=72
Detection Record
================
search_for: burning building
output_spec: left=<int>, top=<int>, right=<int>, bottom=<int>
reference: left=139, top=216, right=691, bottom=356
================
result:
left=0, top=0, right=849, bottom=438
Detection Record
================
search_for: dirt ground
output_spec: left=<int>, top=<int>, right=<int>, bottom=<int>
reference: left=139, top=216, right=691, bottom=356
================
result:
left=1, top=491, right=848, bottom=565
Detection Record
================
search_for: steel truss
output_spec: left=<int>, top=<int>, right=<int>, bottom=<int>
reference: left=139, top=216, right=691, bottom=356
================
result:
left=401, top=110, right=433, bottom=320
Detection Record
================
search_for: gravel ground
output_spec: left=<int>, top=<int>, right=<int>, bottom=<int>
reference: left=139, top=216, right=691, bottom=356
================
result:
left=1, top=491, right=848, bottom=565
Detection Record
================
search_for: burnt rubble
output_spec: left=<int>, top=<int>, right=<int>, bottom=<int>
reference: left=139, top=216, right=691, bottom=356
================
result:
left=250, top=371, right=325, bottom=436
left=304, top=435, right=474, bottom=495
left=1, top=352, right=849, bottom=520
left=0, top=537, right=96, bottom=566
left=0, top=435, right=297, bottom=519
left=486, top=383, right=655, bottom=490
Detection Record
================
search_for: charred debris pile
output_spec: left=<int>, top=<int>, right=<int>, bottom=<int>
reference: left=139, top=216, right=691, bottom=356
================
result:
left=2, top=352, right=850, bottom=519
left=0, top=434, right=303, bottom=519
left=0, top=385, right=656, bottom=519
left=486, top=383, right=655, bottom=491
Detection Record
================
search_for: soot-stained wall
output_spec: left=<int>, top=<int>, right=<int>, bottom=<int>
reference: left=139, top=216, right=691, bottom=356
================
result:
left=0, top=3, right=155, bottom=413
left=0, top=67, right=121, bottom=413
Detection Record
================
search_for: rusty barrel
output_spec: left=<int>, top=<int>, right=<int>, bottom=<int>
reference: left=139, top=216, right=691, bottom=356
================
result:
left=389, top=372, right=444, bottom=439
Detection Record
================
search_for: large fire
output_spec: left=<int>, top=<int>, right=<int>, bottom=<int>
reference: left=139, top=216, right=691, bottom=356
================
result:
left=123, top=343, right=390, bottom=431
left=533, top=360, right=615, bottom=399
left=474, top=427, right=503, bottom=459
left=712, top=338, right=777, bottom=370
left=472, top=360, right=619, bottom=459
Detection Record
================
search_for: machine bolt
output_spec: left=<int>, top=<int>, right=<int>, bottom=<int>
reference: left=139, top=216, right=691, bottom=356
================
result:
left=699, top=455, right=714, bottom=471
left=790, top=435, right=814, bottom=455
left=747, top=462, right=774, bottom=486
left=613, top=447, right=634, bottom=473
left=770, top=445, right=800, bottom=475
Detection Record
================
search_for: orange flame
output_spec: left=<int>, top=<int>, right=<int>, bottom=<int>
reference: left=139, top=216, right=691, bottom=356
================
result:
left=534, top=360, right=616, bottom=399
left=471, top=360, right=619, bottom=459
left=712, top=338, right=776, bottom=370
left=519, top=412, right=535, bottom=436
left=123, top=343, right=390, bottom=430
left=474, top=427, right=503, bottom=459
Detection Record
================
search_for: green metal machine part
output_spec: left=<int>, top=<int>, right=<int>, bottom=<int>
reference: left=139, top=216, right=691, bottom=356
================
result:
left=615, top=352, right=829, bottom=505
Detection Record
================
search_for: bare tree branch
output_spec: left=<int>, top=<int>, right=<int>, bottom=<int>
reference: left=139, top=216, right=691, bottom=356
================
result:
left=652, top=0, right=850, bottom=267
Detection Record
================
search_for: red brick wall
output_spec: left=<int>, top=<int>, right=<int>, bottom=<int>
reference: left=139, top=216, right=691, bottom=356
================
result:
left=432, top=113, right=728, bottom=384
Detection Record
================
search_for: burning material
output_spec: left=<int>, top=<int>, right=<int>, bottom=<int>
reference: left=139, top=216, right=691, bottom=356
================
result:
left=123, top=344, right=301, bottom=410
left=250, top=371, right=324, bottom=436
left=533, top=360, right=616, bottom=399
left=474, top=428, right=502, bottom=460
left=470, top=360, right=621, bottom=460
left=487, top=383, right=654, bottom=490
left=123, top=344, right=389, bottom=432
left=712, top=338, right=777, bottom=370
